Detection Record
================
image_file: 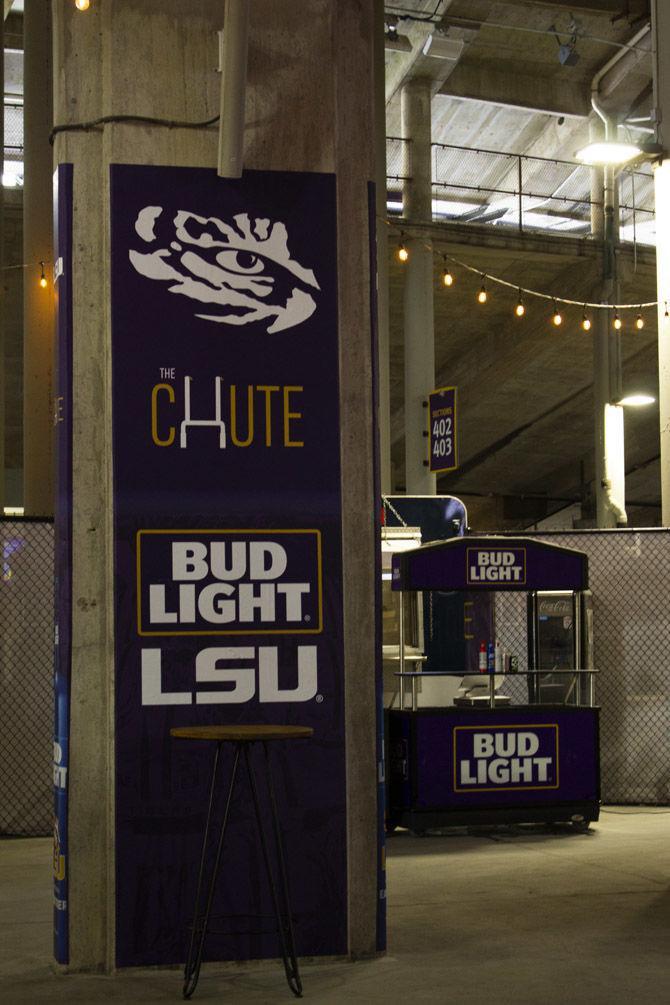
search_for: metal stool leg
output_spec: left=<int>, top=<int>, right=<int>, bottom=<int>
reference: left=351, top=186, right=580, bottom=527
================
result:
left=244, top=744, right=303, bottom=998
left=183, top=741, right=241, bottom=1000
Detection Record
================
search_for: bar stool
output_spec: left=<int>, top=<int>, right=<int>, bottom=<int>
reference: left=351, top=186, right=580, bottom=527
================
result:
left=170, top=724, right=313, bottom=999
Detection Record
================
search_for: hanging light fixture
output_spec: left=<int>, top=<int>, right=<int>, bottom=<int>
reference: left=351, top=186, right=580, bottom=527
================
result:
left=39, top=261, right=47, bottom=289
left=613, top=310, right=622, bottom=331
left=515, top=291, right=525, bottom=317
left=75, top=0, right=91, bottom=9
left=635, top=311, right=644, bottom=330
left=581, top=307, right=591, bottom=331
left=552, top=300, right=562, bottom=326
left=477, top=277, right=488, bottom=304
left=397, top=235, right=409, bottom=263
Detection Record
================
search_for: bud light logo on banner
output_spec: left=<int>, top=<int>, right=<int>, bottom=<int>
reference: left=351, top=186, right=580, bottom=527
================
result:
left=454, top=724, right=559, bottom=792
left=467, top=547, right=526, bottom=585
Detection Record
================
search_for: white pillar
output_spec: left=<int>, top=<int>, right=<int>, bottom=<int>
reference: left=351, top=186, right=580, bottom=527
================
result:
left=652, top=0, right=670, bottom=526
left=401, top=78, right=435, bottom=495
left=374, top=0, right=391, bottom=493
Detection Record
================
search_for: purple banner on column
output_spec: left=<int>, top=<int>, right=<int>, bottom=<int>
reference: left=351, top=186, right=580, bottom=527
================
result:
left=110, top=165, right=346, bottom=967
left=53, top=162, right=73, bottom=965
left=428, top=386, right=457, bottom=473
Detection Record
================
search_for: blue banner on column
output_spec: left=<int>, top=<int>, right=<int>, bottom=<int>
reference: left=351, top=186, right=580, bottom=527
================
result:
left=53, top=162, right=73, bottom=965
left=110, top=165, right=346, bottom=967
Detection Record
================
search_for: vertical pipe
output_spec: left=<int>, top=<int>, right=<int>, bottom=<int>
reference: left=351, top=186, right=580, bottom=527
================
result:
left=652, top=0, right=670, bottom=525
left=374, top=0, right=392, bottom=492
left=517, top=155, right=523, bottom=234
left=0, top=12, right=5, bottom=510
left=23, top=0, right=54, bottom=515
left=217, top=0, right=249, bottom=179
left=401, top=78, right=435, bottom=496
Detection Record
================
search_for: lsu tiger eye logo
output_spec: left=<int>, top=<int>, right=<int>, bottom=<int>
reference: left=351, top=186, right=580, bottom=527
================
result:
left=128, top=207, right=320, bottom=333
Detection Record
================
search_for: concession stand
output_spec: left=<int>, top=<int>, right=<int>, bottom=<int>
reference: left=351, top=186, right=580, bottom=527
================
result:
left=386, top=536, right=600, bottom=833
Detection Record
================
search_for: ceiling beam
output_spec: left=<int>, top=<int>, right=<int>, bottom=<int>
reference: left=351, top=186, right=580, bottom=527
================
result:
left=496, top=0, right=639, bottom=13
left=439, top=62, right=590, bottom=117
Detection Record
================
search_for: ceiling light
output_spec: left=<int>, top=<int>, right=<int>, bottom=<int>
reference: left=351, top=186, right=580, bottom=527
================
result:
left=75, top=0, right=90, bottom=9
left=385, top=18, right=412, bottom=53
left=617, top=394, right=655, bottom=407
left=575, top=141, right=641, bottom=166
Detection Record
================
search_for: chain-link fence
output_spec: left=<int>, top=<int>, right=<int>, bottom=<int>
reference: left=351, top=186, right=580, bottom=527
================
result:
left=494, top=529, right=670, bottom=805
left=0, top=518, right=54, bottom=835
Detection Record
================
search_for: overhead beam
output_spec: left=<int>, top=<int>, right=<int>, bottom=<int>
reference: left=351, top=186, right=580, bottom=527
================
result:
left=497, top=0, right=639, bottom=13
left=439, top=62, right=590, bottom=117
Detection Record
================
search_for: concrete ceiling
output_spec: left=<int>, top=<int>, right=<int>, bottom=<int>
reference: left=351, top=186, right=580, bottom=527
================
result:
left=384, top=0, right=660, bottom=529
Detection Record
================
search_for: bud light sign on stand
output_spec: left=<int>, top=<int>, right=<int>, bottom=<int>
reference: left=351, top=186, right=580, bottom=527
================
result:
left=428, top=386, right=457, bottom=473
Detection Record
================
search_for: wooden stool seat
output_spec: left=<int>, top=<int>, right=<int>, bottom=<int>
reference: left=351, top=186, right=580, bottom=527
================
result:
left=171, top=724, right=313, bottom=743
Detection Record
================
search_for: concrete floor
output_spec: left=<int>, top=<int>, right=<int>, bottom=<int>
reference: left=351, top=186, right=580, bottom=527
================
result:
left=1, top=808, right=668, bottom=1003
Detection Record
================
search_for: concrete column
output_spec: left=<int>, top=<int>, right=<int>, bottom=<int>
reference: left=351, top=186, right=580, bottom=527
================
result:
left=374, top=0, right=391, bottom=493
left=401, top=78, right=435, bottom=495
left=593, top=132, right=625, bottom=527
left=53, top=0, right=377, bottom=970
left=23, top=0, right=54, bottom=516
left=652, top=0, right=670, bottom=525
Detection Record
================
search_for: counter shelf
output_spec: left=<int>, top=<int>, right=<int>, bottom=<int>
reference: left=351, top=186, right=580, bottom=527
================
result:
left=392, top=669, right=599, bottom=712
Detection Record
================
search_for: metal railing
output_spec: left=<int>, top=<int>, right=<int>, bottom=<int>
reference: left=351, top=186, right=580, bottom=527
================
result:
left=387, top=136, right=656, bottom=245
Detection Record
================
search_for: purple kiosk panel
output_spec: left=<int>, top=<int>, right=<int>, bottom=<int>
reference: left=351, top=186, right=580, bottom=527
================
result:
left=110, top=165, right=346, bottom=967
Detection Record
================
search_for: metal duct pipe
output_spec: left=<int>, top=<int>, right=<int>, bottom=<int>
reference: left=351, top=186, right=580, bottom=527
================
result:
left=218, top=0, right=249, bottom=179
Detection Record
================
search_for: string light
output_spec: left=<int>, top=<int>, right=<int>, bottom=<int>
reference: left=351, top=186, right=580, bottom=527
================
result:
left=75, top=0, right=91, bottom=10
left=397, top=235, right=409, bottom=263
left=441, top=259, right=453, bottom=287
left=665, top=302, right=669, bottom=319
left=387, top=225, right=658, bottom=325
left=39, top=261, right=47, bottom=289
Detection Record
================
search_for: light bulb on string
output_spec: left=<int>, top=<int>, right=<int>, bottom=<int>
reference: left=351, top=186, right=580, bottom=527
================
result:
left=613, top=311, right=622, bottom=331
left=477, top=277, right=488, bottom=304
left=441, top=260, right=454, bottom=287
left=397, top=237, right=409, bottom=264
left=635, top=310, right=644, bottom=331
left=39, top=261, right=47, bottom=289
left=515, top=290, right=525, bottom=317
left=552, top=300, right=562, bottom=326
left=581, top=307, right=591, bottom=332
left=75, top=0, right=91, bottom=9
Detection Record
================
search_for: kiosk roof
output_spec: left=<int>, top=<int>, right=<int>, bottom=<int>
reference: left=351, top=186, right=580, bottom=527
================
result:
left=392, top=535, right=589, bottom=592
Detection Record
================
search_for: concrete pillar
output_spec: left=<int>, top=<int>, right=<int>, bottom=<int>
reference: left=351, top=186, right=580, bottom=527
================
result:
left=23, top=0, right=54, bottom=516
left=652, top=0, right=670, bottom=525
left=593, top=130, right=625, bottom=527
left=401, top=78, right=435, bottom=495
left=52, top=0, right=378, bottom=970
left=374, top=0, right=391, bottom=493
